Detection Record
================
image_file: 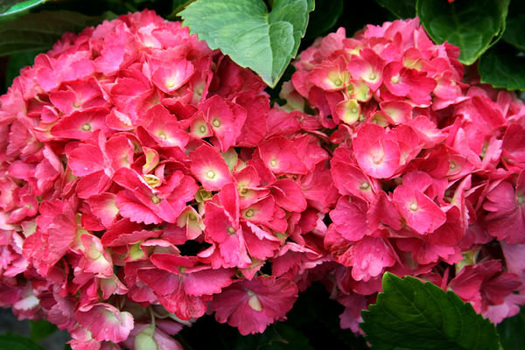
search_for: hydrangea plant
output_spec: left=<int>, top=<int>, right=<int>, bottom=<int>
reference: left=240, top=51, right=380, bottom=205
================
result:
left=0, top=0, right=524, bottom=349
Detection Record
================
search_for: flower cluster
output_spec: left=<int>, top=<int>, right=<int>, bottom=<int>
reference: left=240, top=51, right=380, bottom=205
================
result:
left=283, top=18, right=525, bottom=332
left=0, top=10, right=327, bottom=348
left=0, top=10, right=524, bottom=349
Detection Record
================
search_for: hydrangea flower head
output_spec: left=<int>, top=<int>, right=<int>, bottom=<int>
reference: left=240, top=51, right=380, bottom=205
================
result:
left=0, top=10, right=329, bottom=347
left=283, top=16, right=525, bottom=329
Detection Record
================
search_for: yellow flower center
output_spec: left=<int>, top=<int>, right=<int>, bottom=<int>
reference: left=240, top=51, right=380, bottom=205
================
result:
left=205, top=170, right=216, bottom=179
left=151, top=195, right=161, bottom=204
left=359, top=182, right=370, bottom=190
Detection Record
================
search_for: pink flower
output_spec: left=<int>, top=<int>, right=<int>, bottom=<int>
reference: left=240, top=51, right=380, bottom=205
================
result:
left=140, top=104, right=190, bottom=150
left=138, top=257, right=234, bottom=320
left=210, top=276, right=298, bottom=335
left=197, top=95, right=247, bottom=151
left=114, top=167, right=197, bottom=225
left=502, top=124, right=525, bottom=170
left=190, top=143, right=234, bottom=191
left=325, top=229, right=396, bottom=282
left=329, top=196, right=370, bottom=241
left=383, top=62, right=437, bottom=106
left=331, top=146, right=379, bottom=202
left=23, top=198, right=78, bottom=277
left=483, top=171, right=525, bottom=243
left=124, top=322, right=184, bottom=350
left=392, top=180, right=446, bottom=235
left=353, top=124, right=401, bottom=179
left=76, top=303, right=134, bottom=343
left=449, top=260, right=522, bottom=322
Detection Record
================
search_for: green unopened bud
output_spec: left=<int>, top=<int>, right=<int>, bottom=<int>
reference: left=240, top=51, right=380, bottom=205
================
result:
left=135, top=326, right=157, bottom=350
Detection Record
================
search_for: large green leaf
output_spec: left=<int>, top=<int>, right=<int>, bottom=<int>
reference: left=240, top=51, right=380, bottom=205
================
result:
left=304, top=0, right=343, bottom=40
left=361, top=273, right=501, bottom=350
left=374, top=0, right=415, bottom=19
left=479, top=46, right=525, bottom=91
left=0, top=10, right=115, bottom=56
left=169, top=0, right=196, bottom=17
left=29, top=320, right=58, bottom=342
left=0, top=333, right=44, bottom=350
left=5, top=50, right=40, bottom=87
left=416, top=0, right=510, bottom=65
left=502, top=14, right=525, bottom=51
left=180, top=0, right=315, bottom=87
left=0, top=0, right=45, bottom=18
left=497, top=307, right=525, bottom=350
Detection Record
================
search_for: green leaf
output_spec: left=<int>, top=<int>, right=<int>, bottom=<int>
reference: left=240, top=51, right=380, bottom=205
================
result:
left=0, top=0, right=45, bottom=18
left=416, top=0, right=510, bottom=65
left=361, top=273, right=501, bottom=350
left=180, top=0, right=315, bottom=87
left=479, top=46, right=525, bottom=91
left=0, top=10, right=115, bottom=56
left=0, top=333, right=45, bottom=350
left=502, top=14, right=525, bottom=51
left=29, top=320, right=58, bottom=342
left=497, top=307, right=525, bottom=350
left=304, top=0, right=343, bottom=40
left=5, top=49, right=40, bottom=87
left=374, top=0, right=415, bottom=19
left=169, top=0, right=196, bottom=17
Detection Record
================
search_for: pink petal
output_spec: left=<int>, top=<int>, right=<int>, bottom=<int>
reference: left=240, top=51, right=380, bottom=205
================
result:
left=210, top=277, right=298, bottom=335
left=271, top=178, right=307, bottom=212
left=50, top=107, right=110, bottom=140
left=76, top=303, right=134, bottom=343
left=393, top=185, right=446, bottom=234
left=190, top=143, right=233, bottom=191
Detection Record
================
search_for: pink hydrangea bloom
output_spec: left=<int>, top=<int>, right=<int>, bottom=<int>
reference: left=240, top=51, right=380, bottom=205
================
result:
left=0, top=9, right=337, bottom=346
left=210, top=276, right=298, bottom=335
left=285, top=16, right=525, bottom=332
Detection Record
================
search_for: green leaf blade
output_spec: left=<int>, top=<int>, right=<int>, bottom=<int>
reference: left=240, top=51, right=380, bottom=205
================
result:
left=0, top=10, right=115, bottom=56
left=0, top=333, right=45, bottom=350
left=362, top=273, right=500, bottom=350
left=29, top=320, right=58, bottom=342
left=180, top=0, right=313, bottom=87
left=479, top=47, right=525, bottom=91
left=497, top=307, right=525, bottom=350
left=416, top=0, right=510, bottom=65
left=0, top=0, right=45, bottom=18
left=304, top=0, right=342, bottom=39
left=502, top=14, right=525, bottom=51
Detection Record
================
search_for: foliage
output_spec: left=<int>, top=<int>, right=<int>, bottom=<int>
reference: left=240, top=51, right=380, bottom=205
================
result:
left=0, top=10, right=115, bottom=56
left=0, top=0, right=45, bottom=18
left=29, top=320, right=58, bottom=342
left=362, top=273, right=501, bottom=350
left=180, top=0, right=314, bottom=87
left=497, top=307, right=525, bottom=350
left=0, top=333, right=44, bottom=350
left=416, top=0, right=510, bottom=65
